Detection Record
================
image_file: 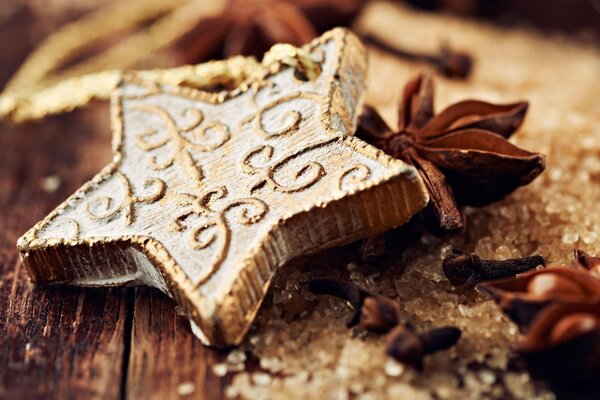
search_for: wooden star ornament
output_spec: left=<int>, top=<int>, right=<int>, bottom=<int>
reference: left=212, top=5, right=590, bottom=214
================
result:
left=17, top=29, right=428, bottom=346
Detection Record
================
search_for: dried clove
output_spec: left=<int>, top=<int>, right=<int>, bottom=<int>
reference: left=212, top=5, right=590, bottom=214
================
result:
left=309, top=279, right=461, bottom=372
left=359, top=295, right=400, bottom=333
left=385, top=324, right=461, bottom=370
left=443, top=249, right=546, bottom=287
left=362, top=33, right=473, bottom=79
left=308, top=279, right=401, bottom=332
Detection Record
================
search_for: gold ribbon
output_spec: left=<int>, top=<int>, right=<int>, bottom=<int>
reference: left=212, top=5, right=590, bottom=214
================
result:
left=0, top=0, right=320, bottom=123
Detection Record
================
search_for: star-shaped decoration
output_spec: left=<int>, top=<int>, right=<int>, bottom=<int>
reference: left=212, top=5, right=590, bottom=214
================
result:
left=17, top=29, right=428, bottom=346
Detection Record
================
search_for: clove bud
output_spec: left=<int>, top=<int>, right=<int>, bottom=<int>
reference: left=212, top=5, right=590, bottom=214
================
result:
left=359, top=295, right=400, bottom=333
left=309, top=279, right=402, bottom=332
left=443, top=249, right=546, bottom=287
left=385, top=325, right=461, bottom=370
left=362, top=34, right=473, bottom=79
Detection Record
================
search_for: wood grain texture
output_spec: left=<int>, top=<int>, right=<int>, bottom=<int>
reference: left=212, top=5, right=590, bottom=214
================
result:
left=0, top=105, right=128, bottom=400
left=126, top=288, right=230, bottom=400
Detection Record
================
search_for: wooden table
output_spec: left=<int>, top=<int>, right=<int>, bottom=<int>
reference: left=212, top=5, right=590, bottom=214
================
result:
left=0, top=8, right=230, bottom=400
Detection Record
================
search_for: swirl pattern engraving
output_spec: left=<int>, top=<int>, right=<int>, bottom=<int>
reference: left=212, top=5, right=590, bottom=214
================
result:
left=86, top=172, right=166, bottom=225
left=132, top=104, right=230, bottom=184
left=250, top=92, right=321, bottom=138
left=169, top=187, right=268, bottom=287
left=241, top=139, right=339, bottom=193
left=39, top=218, right=81, bottom=241
left=338, top=164, right=372, bottom=191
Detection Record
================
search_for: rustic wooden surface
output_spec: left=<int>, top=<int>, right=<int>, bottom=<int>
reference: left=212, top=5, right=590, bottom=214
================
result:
left=0, top=8, right=230, bottom=399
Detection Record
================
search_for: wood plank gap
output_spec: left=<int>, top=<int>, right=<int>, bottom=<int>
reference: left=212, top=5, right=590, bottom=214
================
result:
left=119, top=288, right=136, bottom=400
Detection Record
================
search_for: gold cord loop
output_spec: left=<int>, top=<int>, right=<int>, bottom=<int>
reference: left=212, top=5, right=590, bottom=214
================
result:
left=262, top=44, right=322, bottom=81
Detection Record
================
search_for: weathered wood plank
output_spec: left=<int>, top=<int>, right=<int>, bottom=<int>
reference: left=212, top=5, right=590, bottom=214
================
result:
left=126, top=287, right=229, bottom=400
left=0, top=105, right=132, bottom=400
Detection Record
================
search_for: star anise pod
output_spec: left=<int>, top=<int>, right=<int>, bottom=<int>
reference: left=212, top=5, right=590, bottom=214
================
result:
left=480, top=250, right=600, bottom=384
left=480, top=250, right=600, bottom=328
left=357, top=73, right=546, bottom=235
left=517, top=301, right=600, bottom=384
left=173, top=0, right=367, bottom=64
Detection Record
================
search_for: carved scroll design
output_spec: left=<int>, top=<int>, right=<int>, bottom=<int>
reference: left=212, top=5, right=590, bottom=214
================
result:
left=57, top=218, right=81, bottom=240
left=169, top=187, right=268, bottom=287
left=338, top=164, right=372, bottom=191
left=37, top=217, right=81, bottom=241
left=250, top=92, right=321, bottom=138
left=86, top=172, right=166, bottom=226
left=132, top=104, right=230, bottom=184
left=241, top=139, right=342, bottom=193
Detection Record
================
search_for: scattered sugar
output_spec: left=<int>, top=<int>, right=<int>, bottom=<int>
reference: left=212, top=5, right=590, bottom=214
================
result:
left=384, top=359, right=404, bottom=377
left=39, top=174, right=61, bottom=193
left=176, top=382, right=195, bottom=396
left=252, top=372, right=272, bottom=386
left=224, top=3, right=600, bottom=399
left=212, top=363, right=228, bottom=377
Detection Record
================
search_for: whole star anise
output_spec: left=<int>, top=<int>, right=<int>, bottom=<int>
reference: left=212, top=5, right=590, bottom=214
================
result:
left=480, top=250, right=600, bottom=328
left=174, top=0, right=367, bottom=64
left=480, top=250, right=600, bottom=384
left=357, top=74, right=546, bottom=235
left=518, top=301, right=600, bottom=384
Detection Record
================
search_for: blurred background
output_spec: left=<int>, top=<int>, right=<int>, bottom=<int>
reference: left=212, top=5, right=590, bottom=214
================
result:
left=1, top=0, right=599, bottom=91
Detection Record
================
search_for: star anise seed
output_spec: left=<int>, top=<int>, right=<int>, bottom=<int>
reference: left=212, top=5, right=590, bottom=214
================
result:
left=357, top=73, right=546, bottom=235
left=575, top=249, right=600, bottom=277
